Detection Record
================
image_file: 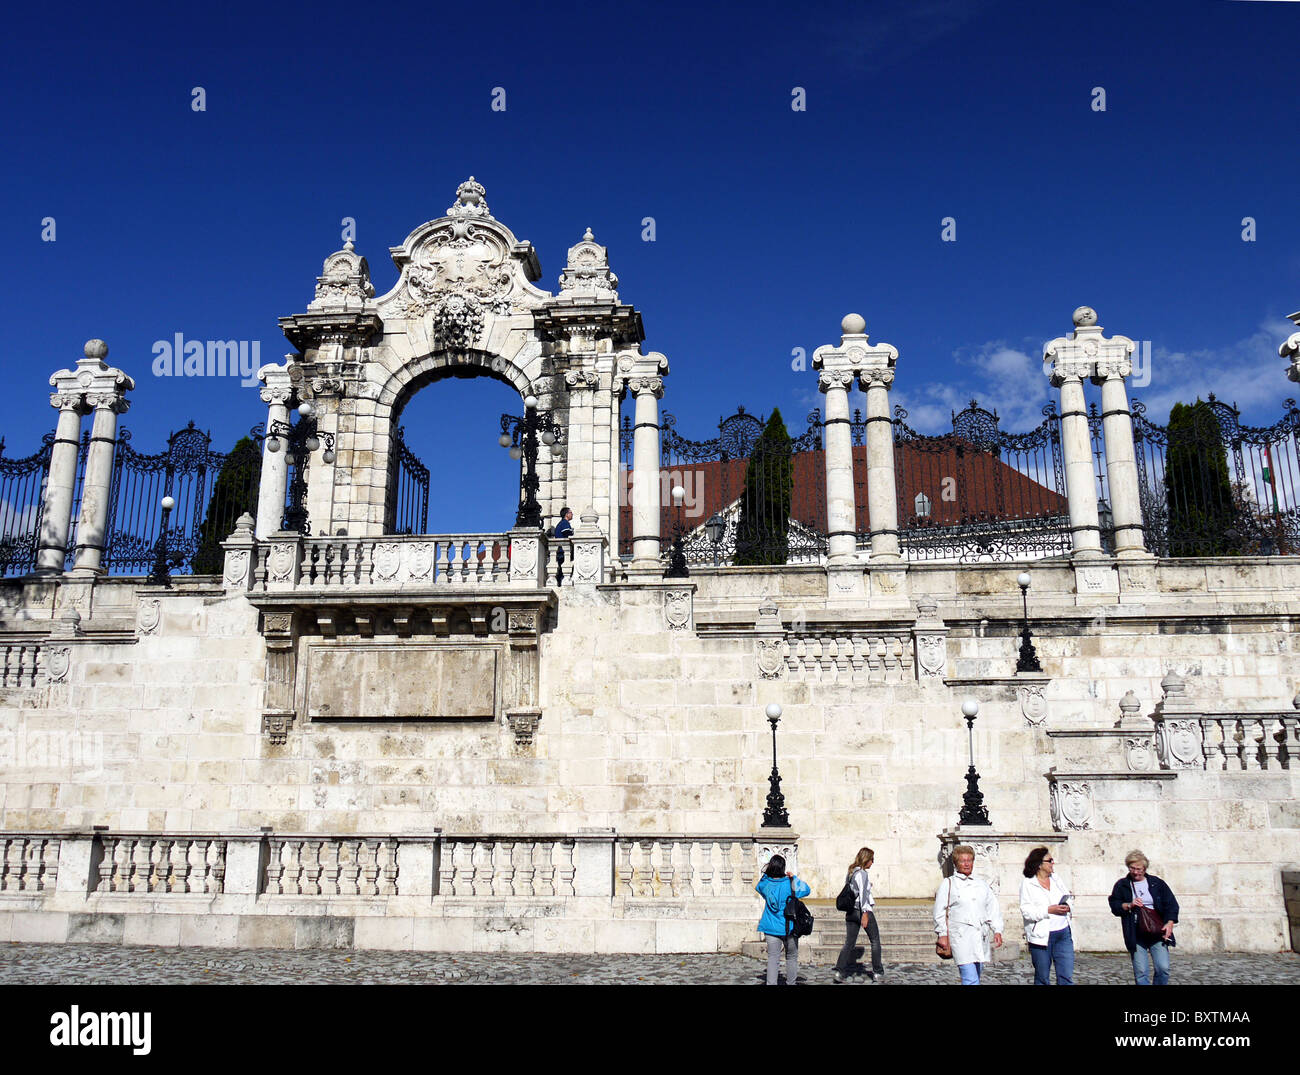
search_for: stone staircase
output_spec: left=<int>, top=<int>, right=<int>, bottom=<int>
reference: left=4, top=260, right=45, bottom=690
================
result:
left=740, top=898, right=942, bottom=969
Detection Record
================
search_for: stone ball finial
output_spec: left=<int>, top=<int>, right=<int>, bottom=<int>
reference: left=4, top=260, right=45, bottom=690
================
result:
left=583, top=227, right=594, bottom=241
left=1119, top=689, right=1141, bottom=715
left=1160, top=670, right=1184, bottom=695
left=459, top=176, right=481, bottom=205
left=1072, top=306, right=1098, bottom=328
left=84, top=339, right=108, bottom=360
left=841, top=313, right=867, bottom=335
left=1293, top=690, right=1300, bottom=711
left=343, top=240, right=354, bottom=252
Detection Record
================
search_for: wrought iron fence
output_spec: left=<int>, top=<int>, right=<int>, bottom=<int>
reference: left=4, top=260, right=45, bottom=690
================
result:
left=386, top=426, right=430, bottom=536
left=889, top=401, right=1071, bottom=562
left=1133, top=395, right=1300, bottom=557
left=619, top=406, right=827, bottom=566
left=0, top=431, right=89, bottom=576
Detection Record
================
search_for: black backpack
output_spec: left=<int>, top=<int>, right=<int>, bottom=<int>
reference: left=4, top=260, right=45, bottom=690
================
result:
left=784, top=877, right=815, bottom=938
left=835, top=872, right=857, bottom=914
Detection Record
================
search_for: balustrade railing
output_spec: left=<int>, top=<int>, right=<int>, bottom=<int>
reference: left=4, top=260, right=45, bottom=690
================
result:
left=1197, top=714, right=1299, bottom=770
left=0, top=834, right=59, bottom=892
left=95, top=834, right=227, bottom=893
left=0, top=641, right=41, bottom=687
left=615, top=837, right=758, bottom=899
left=782, top=633, right=915, bottom=683
left=253, top=533, right=513, bottom=590
left=438, top=836, right=577, bottom=897
left=264, top=835, right=400, bottom=896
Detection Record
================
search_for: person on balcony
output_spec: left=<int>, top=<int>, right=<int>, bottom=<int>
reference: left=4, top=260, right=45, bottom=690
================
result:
left=553, top=507, right=574, bottom=538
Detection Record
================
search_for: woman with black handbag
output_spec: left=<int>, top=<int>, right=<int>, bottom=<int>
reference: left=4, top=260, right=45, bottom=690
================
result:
left=833, top=847, right=884, bottom=983
left=755, top=854, right=811, bottom=986
left=1108, top=850, right=1179, bottom=985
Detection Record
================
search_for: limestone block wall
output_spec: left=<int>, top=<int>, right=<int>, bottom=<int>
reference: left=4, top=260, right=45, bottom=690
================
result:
left=0, top=557, right=1297, bottom=953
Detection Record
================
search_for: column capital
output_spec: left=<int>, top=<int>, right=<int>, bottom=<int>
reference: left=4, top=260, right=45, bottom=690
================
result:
left=258, top=358, right=296, bottom=405
left=49, top=391, right=85, bottom=413
left=613, top=350, right=669, bottom=394
left=1044, top=306, right=1135, bottom=384
left=812, top=313, right=898, bottom=388
left=85, top=392, right=130, bottom=413
left=48, top=339, right=135, bottom=406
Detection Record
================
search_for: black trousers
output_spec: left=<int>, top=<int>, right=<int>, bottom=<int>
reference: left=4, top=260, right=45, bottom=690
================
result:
left=834, top=911, right=883, bottom=975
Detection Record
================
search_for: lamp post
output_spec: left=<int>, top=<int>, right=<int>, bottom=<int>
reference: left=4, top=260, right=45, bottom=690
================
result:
left=705, top=511, right=725, bottom=567
left=260, top=401, right=335, bottom=535
left=958, top=698, right=990, bottom=826
left=1098, top=497, right=1114, bottom=553
left=664, top=484, right=689, bottom=578
left=147, top=495, right=176, bottom=587
left=500, top=394, right=563, bottom=529
left=1016, top=571, right=1042, bottom=673
left=761, top=702, right=789, bottom=827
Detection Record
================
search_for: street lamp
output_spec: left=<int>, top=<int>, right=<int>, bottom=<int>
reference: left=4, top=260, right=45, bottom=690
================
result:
left=258, top=404, right=336, bottom=534
left=1098, top=497, right=1114, bottom=553
left=1016, top=571, right=1042, bottom=673
left=500, top=393, right=563, bottom=529
left=147, top=495, right=176, bottom=587
left=958, top=698, right=991, bottom=826
left=761, top=702, right=789, bottom=827
left=664, top=485, right=689, bottom=578
left=705, top=511, right=726, bottom=566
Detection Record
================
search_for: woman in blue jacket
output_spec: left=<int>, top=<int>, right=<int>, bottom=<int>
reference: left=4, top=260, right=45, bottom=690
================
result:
left=1108, top=849, right=1179, bottom=985
left=756, top=854, right=811, bottom=986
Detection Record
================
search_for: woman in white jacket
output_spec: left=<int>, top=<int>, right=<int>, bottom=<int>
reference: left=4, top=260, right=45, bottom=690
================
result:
left=934, top=844, right=1003, bottom=985
left=833, top=847, right=884, bottom=983
left=1019, top=845, right=1074, bottom=985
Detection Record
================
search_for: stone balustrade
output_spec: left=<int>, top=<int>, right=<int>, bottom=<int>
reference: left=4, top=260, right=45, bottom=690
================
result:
left=439, top=836, right=577, bottom=897
left=615, top=837, right=759, bottom=899
left=265, top=835, right=400, bottom=896
left=783, top=632, right=915, bottom=683
left=95, top=833, right=228, bottom=894
left=0, top=642, right=41, bottom=688
left=0, top=834, right=60, bottom=892
left=1198, top=714, right=1299, bottom=771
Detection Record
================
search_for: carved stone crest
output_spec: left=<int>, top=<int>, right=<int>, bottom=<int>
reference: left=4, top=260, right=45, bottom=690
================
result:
left=137, top=597, right=161, bottom=635
left=262, top=711, right=295, bottom=746
left=1050, top=780, right=1094, bottom=830
left=1018, top=684, right=1048, bottom=725
left=268, top=543, right=296, bottom=582
left=573, top=542, right=600, bottom=583
left=1124, top=735, right=1156, bottom=771
left=916, top=634, right=946, bottom=679
left=756, top=638, right=786, bottom=679
left=45, top=646, right=71, bottom=683
left=506, top=707, right=542, bottom=749
left=663, top=589, right=692, bottom=631
left=1157, top=718, right=1203, bottom=770
left=407, top=542, right=434, bottom=581
left=372, top=543, right=400, bottom=581
left=223, top=549, right=249, bottom=587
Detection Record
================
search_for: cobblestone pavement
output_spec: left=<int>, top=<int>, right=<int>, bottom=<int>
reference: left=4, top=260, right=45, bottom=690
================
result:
left=2, top=943, right=1298, bottom=984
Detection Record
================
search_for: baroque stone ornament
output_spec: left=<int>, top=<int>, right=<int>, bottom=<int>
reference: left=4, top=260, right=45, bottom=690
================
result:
left=262, top=711, right=295, bottom=747
left=1124, top=735, right=1156, bottom=771
left=555, top=228, right=619, bottom=301
left=430, top=292, right=489, bottom=351
left=1157, top=718, right=1203, bottom=770
left=916, top=635, right=946, bottom=679
left=1049, top=780, right=1094, bottom=831
left=45, top=646, right=71, bottom=683
left=407, top=543, right=434, bottom=581
left=1018, top=684, right=1048, bottom=725
left=268, top=544, right=296, bottom=583
left=309, top=240, right=374, bottom=312
left=137, top=597, right=161, bottom=635
left=372, top=543, right=400, bottom=581
left=573, top=542, right=600, bottom=583
left=663, top=588, right=692, bottom=631
left=506, top=707, right=542, bottom=748
left=755, top=638, right=786, bottom=679
left=223, top=549, right=250, bottom=588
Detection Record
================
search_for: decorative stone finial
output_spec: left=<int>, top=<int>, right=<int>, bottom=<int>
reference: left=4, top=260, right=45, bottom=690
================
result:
left=1119, top=690, right=1141, bottom=717
left=1293, top=689, right=1300, bottom=711
left=84, top=339, right=108, bottom=360
left=841, top=313, right=867, bottom=336
left=556, top=228, right=619, bottom=301
left=343, top=240, right=354, bottom=252
left=448, top=176, right=491, bottom=217
left=308, top=240, right=374, bottom=312
left=1160, top=670, right=1184, bottom=696
left=1072, top=306, right=1098, bottom=328
left=583, top=227, right=594, bottom=241
left=235, top=512, right=255, bottom=532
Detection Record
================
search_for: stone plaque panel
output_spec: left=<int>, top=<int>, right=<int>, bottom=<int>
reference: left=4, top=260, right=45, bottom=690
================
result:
left=305, top=643, right=498, bottom=720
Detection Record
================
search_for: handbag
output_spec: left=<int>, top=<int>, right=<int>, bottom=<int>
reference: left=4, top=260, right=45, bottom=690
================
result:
left=936, top=876, right=954, bottom=960
left=835, top=869, right=859, bottom=914
left=1134, top=881, right=1165, bottom=937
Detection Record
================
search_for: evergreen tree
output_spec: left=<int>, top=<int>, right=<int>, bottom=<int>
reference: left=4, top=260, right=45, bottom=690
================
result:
left=1165, top=400, right=1237, bottom=556
left=190, top=436, right=262, bottom=574
left=734, top=409, right=793, bottom=566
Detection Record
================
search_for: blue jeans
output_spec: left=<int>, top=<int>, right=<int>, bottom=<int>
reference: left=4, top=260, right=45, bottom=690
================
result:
left=957, top=961, right=982, bottom=985
left=1028, top=925, right=1074, bottom=984
left=1131, top=939, right=1170, bottom=985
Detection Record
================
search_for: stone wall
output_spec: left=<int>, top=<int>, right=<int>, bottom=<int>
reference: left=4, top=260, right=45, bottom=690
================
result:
left=1, top=557, right=1297, bottom=953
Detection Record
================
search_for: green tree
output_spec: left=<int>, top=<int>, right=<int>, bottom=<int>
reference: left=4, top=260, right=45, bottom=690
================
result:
left=1165, top=400, right=1237, bottom=557
left=734, top=409, right=793, bottom=566
left=190, top=436, right=262, bottom=574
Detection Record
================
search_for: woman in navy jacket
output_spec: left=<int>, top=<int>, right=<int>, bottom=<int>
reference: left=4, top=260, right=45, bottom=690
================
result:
left=1108, top=850, right=1179, bottom=985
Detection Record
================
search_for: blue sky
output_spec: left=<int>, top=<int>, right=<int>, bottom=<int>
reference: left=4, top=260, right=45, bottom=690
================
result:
left=2, top=0, right=1298, bottom=532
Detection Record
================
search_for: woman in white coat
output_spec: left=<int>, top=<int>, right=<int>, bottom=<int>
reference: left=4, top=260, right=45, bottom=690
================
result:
left=934, top=844, right=1003, bottom=985
left=1019, top=846, right=1074, bottom=985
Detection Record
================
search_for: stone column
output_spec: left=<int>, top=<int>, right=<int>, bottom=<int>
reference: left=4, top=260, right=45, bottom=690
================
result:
left=628, top=378, right=663, bottom=568
left=256, top=364, right=294, bottom=540
left=35, top=394, right=86, bottom=575
left=1094, top=362, right=1147, bottom=558
left=70, top=393, right=128, bottom=575
left=863, top=368, right=900, bottom=561
left=813, top=314, right=900, bottom=563
left=1044, top=309, right=1106, bottom=559
left=819, top=368, right=857, bottom=564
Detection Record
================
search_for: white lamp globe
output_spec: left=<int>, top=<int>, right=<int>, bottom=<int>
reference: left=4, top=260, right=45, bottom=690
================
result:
left=961, top=698, right=979, bottom=718
left=671, top=485, right=686, bottom=504
left=266, top=437, right=282, bottom=453
left=1017, top=572, right=1031, bottom=589
left=765, top=703, right=782, bottom=719
left=160, top=496, right=175, bottom=511
left=297, top=401, right=315, bottom=419
left=305, top=435, right=321, bottom=452
left=322, top=449, right=336, bottom=464
left=498, top=433, right=513, bottom=448
left=540, top=430, right=556, bottom=446
left=508, top=446, right=523, bottom=461
left=524, top=395, right=538, bottom=410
